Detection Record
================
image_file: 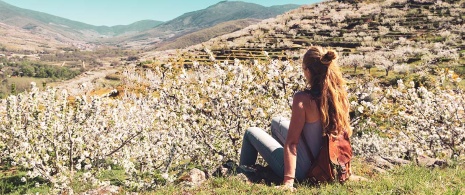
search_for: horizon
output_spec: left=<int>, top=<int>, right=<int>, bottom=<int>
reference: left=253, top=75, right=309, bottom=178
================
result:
left=1, top=0, right=322, bottom=26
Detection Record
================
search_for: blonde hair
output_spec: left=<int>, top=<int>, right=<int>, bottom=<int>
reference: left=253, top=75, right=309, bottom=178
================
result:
left=303, top=46, right=351, bottom=136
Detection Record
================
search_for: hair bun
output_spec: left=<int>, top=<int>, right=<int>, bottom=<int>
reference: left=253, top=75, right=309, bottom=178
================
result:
left=321, top=50, right=338, bottom=66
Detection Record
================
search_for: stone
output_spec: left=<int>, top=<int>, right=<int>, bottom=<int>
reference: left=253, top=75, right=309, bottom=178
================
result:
left=81, top=185, right=120, bottom=195
left=233, top=173, right=250, bottom=183
left=382, top=156, right=411, bottom=166
left=211, top=160, right=239, bottom=177
left=177, top=168, right=207, bottom=188
left=213, top=166, right=229, bottom=177
left=416, top=155, right=447, bottom=167
left=348, top=174, right=369, bottom=182
left=365, top=156, right=394, bottom=169
left=369, top=165, right=387, bottom=174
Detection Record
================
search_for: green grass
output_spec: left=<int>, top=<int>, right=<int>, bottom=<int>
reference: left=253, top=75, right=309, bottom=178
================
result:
left=0, top=77, right=51, bottom=98
left=0, top=167, right=50, bottom=195
left=2, top=158, right=465, bottom=194
left=152, top=162, right=465, bottom=195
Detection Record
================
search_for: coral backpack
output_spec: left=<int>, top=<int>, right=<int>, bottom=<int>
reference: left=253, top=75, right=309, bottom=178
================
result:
left=302, top=130, right=352, bottom=184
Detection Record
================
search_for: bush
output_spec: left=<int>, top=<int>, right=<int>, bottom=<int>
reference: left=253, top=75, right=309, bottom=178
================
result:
left=105, top=74, right=121, bottom=81
left=17, top=63, right=82, bottom=79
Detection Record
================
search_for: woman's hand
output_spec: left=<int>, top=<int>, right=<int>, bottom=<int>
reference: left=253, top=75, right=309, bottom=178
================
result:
left=274, top=183, right=296, bottom=192
left=275, top=178, right=296, bottom=192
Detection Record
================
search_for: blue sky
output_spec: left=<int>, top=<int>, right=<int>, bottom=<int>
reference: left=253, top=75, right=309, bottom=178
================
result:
left=2, top=0, right=322, bottom=26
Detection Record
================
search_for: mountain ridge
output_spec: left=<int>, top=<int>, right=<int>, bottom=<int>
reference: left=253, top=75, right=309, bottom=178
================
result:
left=0, top=0, right=165, bottom=41
left=0, top=0, right=303, bottom=50
left=115, top=1, right=301, bottom=49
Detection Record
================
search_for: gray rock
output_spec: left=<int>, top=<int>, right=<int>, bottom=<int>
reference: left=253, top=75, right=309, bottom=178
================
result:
left=382, top=156, right=411, bottom=166
left=416, top=155, right=447, bottom=167
left=212, top=160, right=240, bottom=177
left=215, top=167, right=229, bottom=177
left=178, top=168, right=207, bottom=188
left=348, top=174, right=369, bottom=182
left=366, top=156, right=394, bottom=169
left=80, top=185, right=120, bottom=195
left=233, top=173, right=250, bottom=182
left=369, top=165, right=387, bottom=174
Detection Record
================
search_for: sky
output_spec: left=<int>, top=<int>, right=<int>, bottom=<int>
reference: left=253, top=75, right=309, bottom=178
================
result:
left=2, top=0, right=322, bottom=26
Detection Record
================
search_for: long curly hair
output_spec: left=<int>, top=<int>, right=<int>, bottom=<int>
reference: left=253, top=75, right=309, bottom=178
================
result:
left=303, top=46, right=351, bottom=136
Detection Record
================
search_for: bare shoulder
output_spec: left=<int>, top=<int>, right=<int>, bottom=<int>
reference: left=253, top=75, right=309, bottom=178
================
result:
left=294, top=91, right=319, bottom=121
left=293, top=91, right=312, bottom=103
left=293, top=91, right=309, bottom=99
left=293, top=91, right=318, bottom=111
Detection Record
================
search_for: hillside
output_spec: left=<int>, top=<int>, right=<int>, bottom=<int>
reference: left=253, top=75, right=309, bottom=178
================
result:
left=115, top=1, right=301, bottom=49
left=175, top=0, right=464, bottom=66
left=0, top=21, right=72, bottom=51
left=156, top=1, right=300, bottom=31
left=154, top=19, right=261, bottom=51
left=110, top=20, right=164, bottom=36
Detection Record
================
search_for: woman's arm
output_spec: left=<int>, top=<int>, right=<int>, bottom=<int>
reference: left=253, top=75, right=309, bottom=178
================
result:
left=283, top=93, right=307, bottom=186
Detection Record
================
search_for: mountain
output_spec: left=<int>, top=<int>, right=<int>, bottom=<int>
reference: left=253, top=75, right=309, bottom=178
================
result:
left=0, top=21, right=71, bottom=51
left=156, top=1, right=300, bottom=31
left=117, top=1, right=301, bottom=49
left=0, top=0, right=301, bottom=50
left=0, top=0, right=164, bottom=42
left=154, top=19, right=261, bottom=51
left=110, top=20, right=164, bottom=36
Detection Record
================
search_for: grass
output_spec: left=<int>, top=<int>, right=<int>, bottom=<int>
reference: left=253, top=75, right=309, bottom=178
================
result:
left=0, top=77, right=51, bottom=98
left=152, top=160, right=465, bottom=195
left=0, top=166, right=50, bottom=195
left=2, top=158, right=464, bottom=194
left=341, top=65, right=465, bottom=90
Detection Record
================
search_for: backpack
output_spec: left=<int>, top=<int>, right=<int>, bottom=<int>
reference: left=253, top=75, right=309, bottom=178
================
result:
left=302, top=130, right=352, bottom=184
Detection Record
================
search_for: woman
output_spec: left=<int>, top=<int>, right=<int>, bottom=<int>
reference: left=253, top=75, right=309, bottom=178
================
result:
left=239, top=46, right=351, bottom=190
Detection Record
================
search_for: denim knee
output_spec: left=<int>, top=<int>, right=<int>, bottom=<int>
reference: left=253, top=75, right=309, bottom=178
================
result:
left=244, top=127, right=263, bottom=136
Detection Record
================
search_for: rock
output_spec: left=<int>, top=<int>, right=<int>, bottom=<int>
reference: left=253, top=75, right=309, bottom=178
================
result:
left=348, top=174, right=369, bottom=182
left=212, top=160, right=239, bottom=177
left=213, top=166, right=229, bottom=177
left=416, top=155, right=447, bottom=167
left=80, top=185, right=120, bottom=195
left=368, top=165, right=387, bottom=174
left=233, top=173, right=250, bottom=183
left=382, top=157, right=411, bottom=166
left=178, top=168, right=207, bottom=188
left=365, top=156, right=394, bottom=170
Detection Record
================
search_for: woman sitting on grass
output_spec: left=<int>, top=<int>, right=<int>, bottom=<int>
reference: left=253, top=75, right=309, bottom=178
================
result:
left=239, top=46, right=352, bottom=190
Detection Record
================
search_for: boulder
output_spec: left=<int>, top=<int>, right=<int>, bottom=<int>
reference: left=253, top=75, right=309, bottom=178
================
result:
left=382, top=156, right=411, bottom=166
left=368, top=165, right=387, bottom=174
left=416, top=155, right=447, bottom=167
left=177, top=168, right=207, bottom=188
left=211, top=160, right=238, bottom=177
left=365, top=156, right=395, bottom=169
left=233, top=173, right=250, bottom=183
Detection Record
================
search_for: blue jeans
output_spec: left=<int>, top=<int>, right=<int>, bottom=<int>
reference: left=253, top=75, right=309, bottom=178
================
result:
left=239, top=116, right=312, bottom=181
